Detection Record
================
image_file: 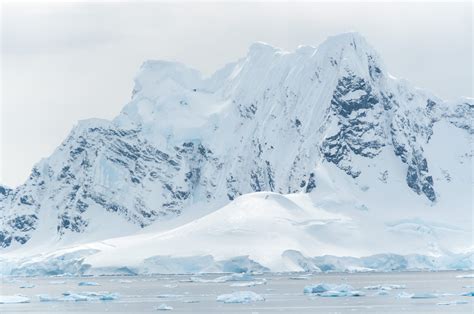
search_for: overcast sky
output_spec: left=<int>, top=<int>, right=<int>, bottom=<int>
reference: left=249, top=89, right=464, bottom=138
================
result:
left=1, top=1, right=472, bottom=187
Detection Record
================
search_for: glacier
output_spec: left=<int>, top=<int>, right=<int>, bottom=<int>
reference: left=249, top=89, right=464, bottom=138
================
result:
left=0, top=32, right=472, bottom=275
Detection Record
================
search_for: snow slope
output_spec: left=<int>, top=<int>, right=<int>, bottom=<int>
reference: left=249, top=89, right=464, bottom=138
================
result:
left=0, top=32, right=472, bottom=274
left=1, top=191, right=472, bottom=275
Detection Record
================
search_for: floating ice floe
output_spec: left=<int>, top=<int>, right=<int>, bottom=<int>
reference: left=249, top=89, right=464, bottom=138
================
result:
left=321, top=290, right=365, bottom=297
left=373, top=290, right=389, bottom=296
left=19, top=283, right=35, bottom=288
left=398, top=292, right=437, bottom=299
left=157, top=294, right=183, bottom=298
left=461, top=291, right=474, bottom=296
left=38, top=294, right=59, bottom=302
left=437, top=300, right=469, bottom=305
left=397, top=292, right=414, bottom=298
left=289, top=274, right=312, bottom=280
left=118, top=279, right=134, bottom=283
left=183, top=300, right=199, bottom=303
left=0, top=295, right=30, bottom=304
left=78, top=281, right=100, bottom=286
left=49, top=280, right=66, bottom=285
left=304, top=283, right=365, bottom=297
left=364, top=284, right=406, bottom=290
left=216, top=291, right=265, bottom=303
left=155, top=303, right=173, bottom=311
left=456, top=274, right=474, bottom=278
left=230, top=279, right=267, bottom=287
left=411, top=293, right=438, bottom=299
left=304, top=283, right=353, bottom=294
left=38, top=291, right=119, bottom=302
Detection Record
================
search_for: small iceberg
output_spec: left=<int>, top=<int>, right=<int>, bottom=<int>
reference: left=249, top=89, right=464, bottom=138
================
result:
left=157, top=294, right=183, bottom=298
left=303, top=283, right=361, bottom=297
left=319, top=290, right=365, bottom=297
left=397, top=292, right=414, bottom=298
left=364, top=284, right=405, bottom=290
left=49, top=280, right=66, bottom=285
left=461, top=291, right=474, bottom=296
left=438, top=300, right=469, bottom=305
left=304, top=283, right=354, bottom=294
left=216, top=291, right=265, bottom=303
left=19, top=283, right=35, bottom=288
left=456, top=274, right=474, bottom=278
left=230, top=279, right=267, bottom=287
left=78, top=281, right=100, bottom=286
left=155, top=303, right=173, bottom=311
left=38, top=294, right=61, bottom=302
left=411, top=293, right=438, bottom=299
left=0, top=295, right=30, bottom=304
left=38, top=291, right=119, bottom=302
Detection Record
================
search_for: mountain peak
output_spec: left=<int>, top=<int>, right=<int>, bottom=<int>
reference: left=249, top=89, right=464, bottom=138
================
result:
left=246, top=41, right=281, bottom=60
left=1, top=32, right=471, bottom=253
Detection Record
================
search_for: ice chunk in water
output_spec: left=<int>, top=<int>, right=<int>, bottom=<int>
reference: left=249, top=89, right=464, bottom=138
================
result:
left=364, top=284, right=405, bottom=290
left=438, top=300, right=469, bottom=305
left=304, top=283, right=354, bottom=294
left=62, top=293, right=89, bottom=301
left=0, top=295, right=30, bottom=304
left=38, top=294, right=59, bottom=302
left=230, top=279, right=267, bottom=287
left=49, top=280, right=66, bottom=285
left=155, top=303, right=173, bottom=310
left=157, top=294, right=183, bottom=298
left=411, top=293, right=438, bottom=299
left=19, top=283, right=35, bottom=288
left=216, top=291, right=265, bottom=303
left=397, top=292, right=414, bottom=298
left=319, top=290, right=365, bottom=297
left=78, top=281, right=100, bottom=286
left=39, top=291, right=119, bottom=302
left=461, top=291, right=474, bottom=296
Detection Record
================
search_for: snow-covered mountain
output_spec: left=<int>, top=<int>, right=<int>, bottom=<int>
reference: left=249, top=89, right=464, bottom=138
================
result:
left=1, top=32, right=472, bottom=273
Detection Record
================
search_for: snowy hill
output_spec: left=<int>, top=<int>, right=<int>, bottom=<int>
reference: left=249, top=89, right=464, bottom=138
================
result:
left=0, top=32, right=472, bottom=273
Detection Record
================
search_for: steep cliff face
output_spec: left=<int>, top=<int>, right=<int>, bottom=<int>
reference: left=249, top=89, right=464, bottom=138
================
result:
left=1, top=32, right=472, bottom=249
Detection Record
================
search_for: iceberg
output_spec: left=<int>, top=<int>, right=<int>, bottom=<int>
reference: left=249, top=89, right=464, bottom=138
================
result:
left=38, top=291, right=119, bottom=302
left=304, top=283, right=365, bottom=297
left=437, top=300, right=469, bottom=305
left=411, top=293, right=438, bottom=299
left=303, top=283, right=354, bottom=294
left=156, top=303, right=173, bottom=310
left=364, top=284, right=406, bottom=290
left=0, top=295, right=30, bottom=304
left=397, top=292, right=414, bottom=298
left=230, top=279, right=267, bottom=287
left=216, top=291, right=265, bottom=303
left=78, top=281, right=100, bottom=286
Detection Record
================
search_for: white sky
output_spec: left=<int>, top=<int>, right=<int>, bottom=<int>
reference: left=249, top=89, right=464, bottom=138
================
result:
left=1, top=1, right=472, bottom=187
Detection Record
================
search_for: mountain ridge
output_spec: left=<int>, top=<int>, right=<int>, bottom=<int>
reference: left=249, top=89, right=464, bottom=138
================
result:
left=0, top=32, right=472, bottom=254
